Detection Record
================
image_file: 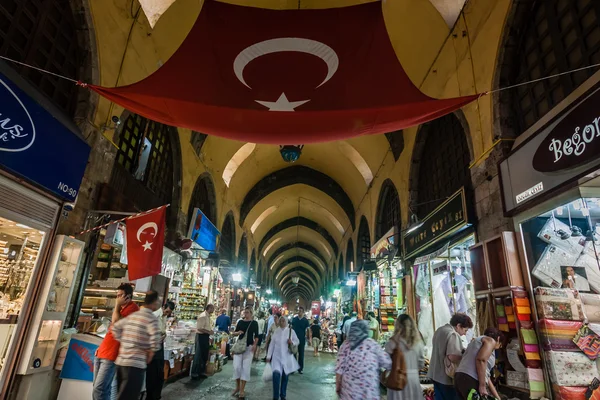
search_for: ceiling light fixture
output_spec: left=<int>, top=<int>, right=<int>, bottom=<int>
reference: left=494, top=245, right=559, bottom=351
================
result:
left=279, top=145, right=304, bottom=163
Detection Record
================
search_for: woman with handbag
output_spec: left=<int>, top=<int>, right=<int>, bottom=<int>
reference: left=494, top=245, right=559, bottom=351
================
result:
left=335, top=320, right=392, bottom=400
left=266, top=315, right=300, bottom=400
left=384, top=314, right=425, bottom=400
left=231, top=307, right=259, bottom=399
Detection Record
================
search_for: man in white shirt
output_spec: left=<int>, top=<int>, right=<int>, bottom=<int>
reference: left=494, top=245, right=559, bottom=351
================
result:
left=191, top=304, right=214, bottom=379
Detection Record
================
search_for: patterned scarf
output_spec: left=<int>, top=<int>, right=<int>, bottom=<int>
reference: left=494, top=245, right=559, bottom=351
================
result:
left=348, top=320, right=369, bottom=350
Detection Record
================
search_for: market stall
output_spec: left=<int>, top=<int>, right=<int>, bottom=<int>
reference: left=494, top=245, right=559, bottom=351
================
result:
left=404, top=188, right=478, bottom=360
left=499, top=71, right=600, bottom=399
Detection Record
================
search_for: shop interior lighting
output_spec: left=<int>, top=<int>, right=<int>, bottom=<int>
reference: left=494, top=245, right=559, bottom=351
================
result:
left=232, top=273, right=242, bottom=282
left=266, top=289, right=272, bottom=294
left=333, top=289, right=341, bottom=297
left=16, top=224, right=31, bottom=229
left=346, top=279, right=356, bottom=287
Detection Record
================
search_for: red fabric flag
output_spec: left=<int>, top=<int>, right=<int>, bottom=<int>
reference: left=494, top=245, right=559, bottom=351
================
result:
left=89, top=1, right=478, bottom=144
left=126, top=207, right=166, bottom=280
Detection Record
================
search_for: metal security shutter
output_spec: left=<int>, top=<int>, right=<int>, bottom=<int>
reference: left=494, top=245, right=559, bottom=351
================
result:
left=0, top=175, right=59, bottom=228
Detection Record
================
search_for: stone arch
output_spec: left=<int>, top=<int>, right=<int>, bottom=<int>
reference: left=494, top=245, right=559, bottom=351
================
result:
left=187, top=173, right=217, bottom=226
left=238, top=234, right=248, bottom=269
left=338, top=256, right=344, bottom=281
left=219, top=212, right=236, bottom=264
left=239, top=166, right=355, bottom=229
left=375, top=179, right=401, bottom=241
left=258, top=217, right=338, bottom=256
left=409, top=112, right=472, bottom=219
left=494, top=0, right=600, bottom=138
left=267, top=242, right=328, bottom=271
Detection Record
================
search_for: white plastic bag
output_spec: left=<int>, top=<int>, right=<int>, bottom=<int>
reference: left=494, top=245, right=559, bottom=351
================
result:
left=262, top=363, right=273, bottom=382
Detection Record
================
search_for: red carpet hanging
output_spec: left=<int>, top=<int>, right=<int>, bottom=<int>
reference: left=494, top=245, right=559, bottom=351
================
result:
left=89, top=0, right=478, bottom=144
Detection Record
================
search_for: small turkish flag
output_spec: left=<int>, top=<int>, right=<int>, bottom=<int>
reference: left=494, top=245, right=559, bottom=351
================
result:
left=126, top=206, right=166, bottom=280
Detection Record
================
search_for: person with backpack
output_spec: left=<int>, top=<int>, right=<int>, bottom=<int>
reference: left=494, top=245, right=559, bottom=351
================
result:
left=335, top=320, right=392, bottom=399
left=383, top=314, right=425, bottom=400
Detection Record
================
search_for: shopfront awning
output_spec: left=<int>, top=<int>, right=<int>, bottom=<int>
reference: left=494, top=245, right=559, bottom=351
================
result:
left=89, top=0, right=477, bottom=144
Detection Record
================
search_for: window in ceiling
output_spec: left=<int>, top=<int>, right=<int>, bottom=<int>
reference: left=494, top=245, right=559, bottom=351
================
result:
left=357, top=217, right=371, bottom=270
left=345, top=239, right=354, bottom=276
left=338, top=257, right=344, bottom=281
left=337, top=141, right=373, bottom=186
left=222, top=143, right=256, bottom=187
left=375, top=179, right=401, bottom=241
left=0, top=0, right=81, bottom=116
left=385, top=131, right=404, bottom=161
left=415, top=114, right=470, bottom=219
left=187, top=174, right=217, bottom=225
left=428, top=0, right=467, bottom=28
left=263, top=237, right=282, bottom=257
left=115, top=114, right=175, bottom=205
left=510, top=0, right=600, bottom=133
left=238, top=234, right=248, bottom=269
left=251, top=206, right=278, bottom=234
left=219, top=212, right=236, bottom=264
left=190, top=131, right=207, bottom=157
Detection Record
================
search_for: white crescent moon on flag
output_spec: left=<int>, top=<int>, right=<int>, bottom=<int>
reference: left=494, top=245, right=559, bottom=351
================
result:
left=233, top=38, right=339, bottom=89
left=136, top=222, right=158, bottom=242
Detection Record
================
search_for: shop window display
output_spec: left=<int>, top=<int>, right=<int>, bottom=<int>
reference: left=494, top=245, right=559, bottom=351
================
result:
left=413, top=236, right=476, bottom=357
left=0, top=216, right=45, bottom=374
left=521, top=198, right=600, bottom=291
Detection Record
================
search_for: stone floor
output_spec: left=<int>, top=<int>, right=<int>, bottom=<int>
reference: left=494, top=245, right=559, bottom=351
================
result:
left=161, top=349, right=339, bottom=400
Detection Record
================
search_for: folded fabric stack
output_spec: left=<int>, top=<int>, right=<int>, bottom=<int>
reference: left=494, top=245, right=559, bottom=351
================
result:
left=552, top=385, right=588, bottom=400
left=538, top=319, right=582, bottom=351
left=545, top=350, right=599, bottom=387
left=495, top=297, right=509, bottom=332
left=528, top=368, right=546, bottom=399
left=535, top=287, right=585, bottom=321
left=581, top=293, right=600, bottom=322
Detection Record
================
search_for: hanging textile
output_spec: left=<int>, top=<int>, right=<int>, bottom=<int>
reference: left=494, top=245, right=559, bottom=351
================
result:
left=89, top=0, right=478, bottom=144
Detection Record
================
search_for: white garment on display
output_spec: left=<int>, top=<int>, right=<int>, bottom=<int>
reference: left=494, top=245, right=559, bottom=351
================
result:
left=432, top=273, right=453, bottom=331
left=415, top=264, right=434, bottom=359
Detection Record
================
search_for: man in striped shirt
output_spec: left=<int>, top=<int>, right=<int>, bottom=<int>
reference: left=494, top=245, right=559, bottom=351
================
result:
left=112, top=290, right=162, bottom=400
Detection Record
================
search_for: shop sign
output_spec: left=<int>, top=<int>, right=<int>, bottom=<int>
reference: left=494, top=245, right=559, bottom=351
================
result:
left=187, top=208, right=221, bottom=251
left=370, top=226, right=396, bottom=259
left=0, top=70, right=90, bottom=202
left=60, top=338, right=98, bottom=382
left=533, top=89, right=600, bottom=172
left=500, top=83, right=600, bottom=214
left=311, top=301, right=320, bottom=318
left=404, top=188, right=467, bottom=259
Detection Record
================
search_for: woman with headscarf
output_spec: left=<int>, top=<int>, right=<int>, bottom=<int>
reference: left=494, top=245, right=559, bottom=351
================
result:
left=267, top=315, right=300, bottom=400
left=385, top=314, right=425, bottom=400
left=335, top=320, right=392, bottom=400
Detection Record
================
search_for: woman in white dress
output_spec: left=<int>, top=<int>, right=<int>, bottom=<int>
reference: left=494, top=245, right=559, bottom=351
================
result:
left=267, top=316, right=300, bottom=400
left=385, top=314, right=425, bottom=400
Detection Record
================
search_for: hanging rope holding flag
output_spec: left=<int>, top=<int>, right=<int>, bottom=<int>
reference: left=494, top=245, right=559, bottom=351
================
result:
left=76, top=204, right=170, bottom=236
left=0, top=55, right=80, bottom=84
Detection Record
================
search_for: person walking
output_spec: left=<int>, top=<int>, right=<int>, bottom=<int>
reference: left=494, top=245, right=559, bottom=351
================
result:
left=291, top=307, right=310, bottom=374
left=215, top=309, right=231, bottom=333
left=338, top=315, right=350, bottom=348
left=93, top=283, right=139, bottom=400
left=267, top=315, right=300, bottom=400
left=309, top=319, right=321, bottom=357
left=263, top=309, right=276, bottom=361
left=385, top=315, right=425, bottom=400
left=454, top=328, right=503, bottom=400
left=335, top=320, right=392, bottom=400
left=342, top=312, right=357, bottom=342
left=255, top=311, right=266, bottom=360
left=191, top=304, right=215, bottom=379
left=265, top=313, right=281, bottom=355
left=111, top=290, right=162, bottom=400
left=146, top=300, right=175, bottom=400
left=231, top=307, right=259, bottom=399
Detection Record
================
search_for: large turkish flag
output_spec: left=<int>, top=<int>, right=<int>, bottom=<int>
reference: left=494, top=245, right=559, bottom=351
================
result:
left=126, top=207, right=166, bottom=280
left=90, top=0, right=478, bottom=144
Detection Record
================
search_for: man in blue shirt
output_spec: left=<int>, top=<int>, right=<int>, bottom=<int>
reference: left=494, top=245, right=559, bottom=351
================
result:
left=291, top=307, right=310, bottom=374
left=215, top=309, right=231, bottom=332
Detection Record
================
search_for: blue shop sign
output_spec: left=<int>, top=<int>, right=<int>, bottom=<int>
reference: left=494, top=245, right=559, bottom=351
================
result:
left=0, top=70, right=90, bottom=202
left=60, top=338, right=97, bottom=382
left=187, top=208, right=221, bottom=251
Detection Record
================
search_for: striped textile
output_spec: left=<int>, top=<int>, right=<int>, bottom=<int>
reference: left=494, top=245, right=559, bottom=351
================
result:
left=112, top=307, right=161, bottom=369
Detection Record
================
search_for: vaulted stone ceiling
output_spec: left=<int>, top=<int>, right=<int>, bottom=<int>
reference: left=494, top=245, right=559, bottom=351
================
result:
left=97, top=0, right=468, bottom=303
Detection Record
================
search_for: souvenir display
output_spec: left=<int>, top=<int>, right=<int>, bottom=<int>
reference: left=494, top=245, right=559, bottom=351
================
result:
left=581, top=293, right=600, bottom=322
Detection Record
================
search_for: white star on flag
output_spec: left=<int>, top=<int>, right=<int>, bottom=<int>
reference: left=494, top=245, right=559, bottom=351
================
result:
left=255, top=93, right=310, bottom=112
left=142, top=241, right=153, bottom=251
